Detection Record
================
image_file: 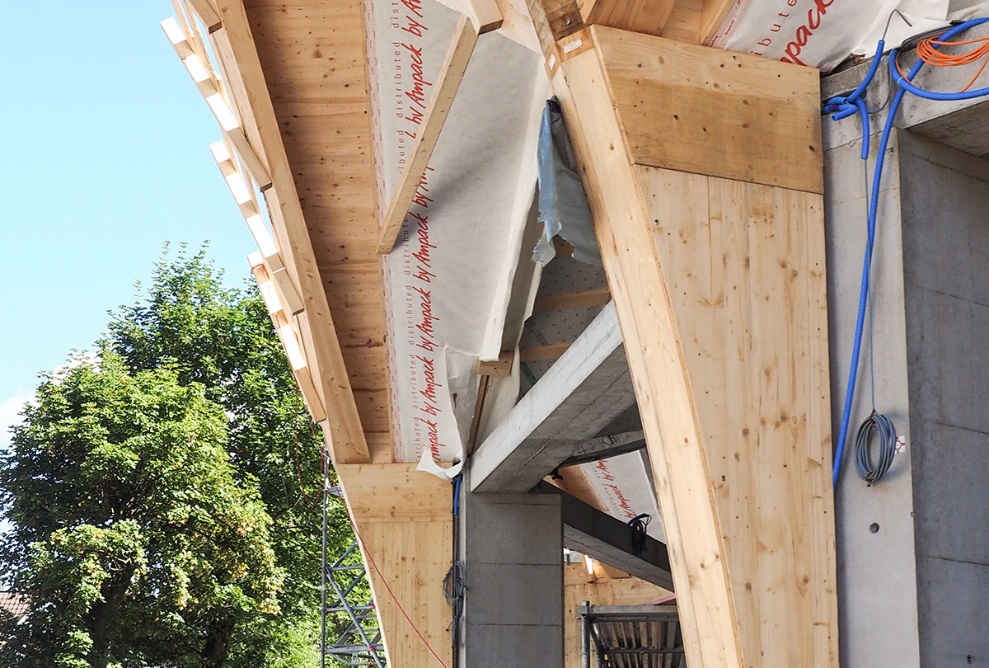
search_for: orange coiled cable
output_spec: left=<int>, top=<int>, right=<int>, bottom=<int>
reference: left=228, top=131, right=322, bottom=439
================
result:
left=916, top=32, right=989, bottom=91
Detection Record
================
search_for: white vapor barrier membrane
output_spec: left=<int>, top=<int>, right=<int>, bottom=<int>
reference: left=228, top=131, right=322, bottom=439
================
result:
left=365, top=0, right=544, bottom=468
left=580, top=451, right=667, bottom=543
left=708, top=0, right=989, bottom=71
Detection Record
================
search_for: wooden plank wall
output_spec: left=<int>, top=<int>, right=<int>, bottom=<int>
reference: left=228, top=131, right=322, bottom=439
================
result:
left=338, top=464, right=453, bottom=668
left=547, top=24, right=837, bottom=667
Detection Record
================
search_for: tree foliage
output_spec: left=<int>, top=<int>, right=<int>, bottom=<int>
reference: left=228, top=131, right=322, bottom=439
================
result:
left=0, top=245, right=356, bottom=667
left=0, top=356, right=281, bottom=667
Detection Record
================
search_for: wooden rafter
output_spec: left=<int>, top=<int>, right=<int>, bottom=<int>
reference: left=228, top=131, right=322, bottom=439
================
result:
left=377, top=14, right=480, bottom=254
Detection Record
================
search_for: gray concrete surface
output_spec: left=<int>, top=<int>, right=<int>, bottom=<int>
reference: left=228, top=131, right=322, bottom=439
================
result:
left=825, top=123, right=922, bottom=668
left=900, top=132, right=989, bottom=668
left=458, top=488, right=563, bottom=667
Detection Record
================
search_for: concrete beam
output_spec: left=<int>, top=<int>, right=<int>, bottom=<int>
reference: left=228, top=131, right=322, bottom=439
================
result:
left=822, top=21, right=989, bottom=157
left=470, top=302, right=637, bottom=493
left=560, top=429, right=645, bottom=467
left=537, top=482, right=674, bottom=590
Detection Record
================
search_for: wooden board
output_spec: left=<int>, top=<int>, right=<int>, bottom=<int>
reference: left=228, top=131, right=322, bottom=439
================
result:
left=592, top=26, right=824, bottom=194
left=238, top=0, right=393, bottom=460
left=579, top=0, right=676, bottom=36
left=526, top=0, right=745, bottom=51
left=211, top=0, right=373, bottom=464
left=337, top=463, right=453, bottom=668
left=551, top=28, right=837, bottom=667
left=638, top=167, right=836, bottom=667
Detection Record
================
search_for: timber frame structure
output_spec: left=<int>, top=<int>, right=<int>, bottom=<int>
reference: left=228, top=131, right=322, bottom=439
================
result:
left=162, top=0, right=989, bottom=665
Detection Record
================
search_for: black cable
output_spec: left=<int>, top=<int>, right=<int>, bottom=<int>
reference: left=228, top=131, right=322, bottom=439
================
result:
left=628, top=513, right=651, bottom=553
left=854, top=411, right=897, bottom=484
left=447, top=476, right=465, bottom=667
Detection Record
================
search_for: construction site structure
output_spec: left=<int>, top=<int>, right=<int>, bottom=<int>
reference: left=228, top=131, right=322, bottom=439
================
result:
left=161, top=1, right=989, bottom=665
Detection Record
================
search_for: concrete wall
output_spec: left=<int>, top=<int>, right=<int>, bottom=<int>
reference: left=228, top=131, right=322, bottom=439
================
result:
left=899, top=132, right=989, bottom=667
left=824, top=124, right=922, bottom=668
left=825, top=112, right=989, bottom=666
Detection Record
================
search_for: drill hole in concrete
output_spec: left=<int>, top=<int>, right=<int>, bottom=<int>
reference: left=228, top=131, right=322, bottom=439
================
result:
left=869, top=522, right=880, bottom=534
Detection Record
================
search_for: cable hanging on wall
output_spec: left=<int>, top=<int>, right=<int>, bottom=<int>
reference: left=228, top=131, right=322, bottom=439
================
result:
left=823, top=15, right=989, bottom=488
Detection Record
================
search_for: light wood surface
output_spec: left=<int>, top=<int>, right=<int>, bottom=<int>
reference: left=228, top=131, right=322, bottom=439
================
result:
left=237, top=0, right=393, bottom=459
left=548, top=26, right=838, bottom=667
left=579, top=0, right=677, bottom=36
left=533, top=288, right=611, bottom=311
left=211, top=0, right=374, bottom=464
left=594, top=26, right=824, bottom=193
left=337, top=463, right=453, bottom=668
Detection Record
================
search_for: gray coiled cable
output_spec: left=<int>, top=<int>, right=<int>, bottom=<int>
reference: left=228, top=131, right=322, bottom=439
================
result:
left=854, top=411, right=897, bottom=484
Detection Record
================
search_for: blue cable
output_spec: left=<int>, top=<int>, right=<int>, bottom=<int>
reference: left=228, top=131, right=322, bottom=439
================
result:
left=452, top=475, right=461, bottom=517
left=831, top=17, right=989, bottom=487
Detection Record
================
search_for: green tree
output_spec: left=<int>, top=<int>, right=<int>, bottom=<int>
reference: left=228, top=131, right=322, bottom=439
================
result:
left=0, top=355, right=281, bottom=668
left=0, top=245, right=361, bottom=667
left=104, top=244, right=355, bottom=664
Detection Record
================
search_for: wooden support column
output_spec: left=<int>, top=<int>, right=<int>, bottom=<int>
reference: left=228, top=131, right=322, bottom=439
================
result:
left=543, top=24, right=837, bottom=667
left=336, top=464, right=452, bottom=668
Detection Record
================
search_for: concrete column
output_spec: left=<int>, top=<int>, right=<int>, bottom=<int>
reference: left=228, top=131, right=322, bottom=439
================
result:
left=824, top=124, right=923, bottom=668
left=825, top=105, right=989, bottom=665
left=458, top=483, right=564, bottom=668
left=898, top=132, right=989, bottom=667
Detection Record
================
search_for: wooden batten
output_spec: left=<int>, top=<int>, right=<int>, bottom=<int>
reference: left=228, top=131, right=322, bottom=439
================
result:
left=377, top=14, right=479, bottom=254
left=544, top=24, right=837, bottom=668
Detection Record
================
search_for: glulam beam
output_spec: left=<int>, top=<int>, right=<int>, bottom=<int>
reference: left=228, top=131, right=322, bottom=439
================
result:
left=529, top=17, right=837, bottom=667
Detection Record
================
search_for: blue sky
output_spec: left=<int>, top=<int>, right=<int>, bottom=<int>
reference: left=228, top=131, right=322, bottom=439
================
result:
left=1, top=2, right=253, bottom=446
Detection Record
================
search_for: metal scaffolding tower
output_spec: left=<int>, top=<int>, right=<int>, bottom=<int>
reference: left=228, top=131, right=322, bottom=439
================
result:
left=321, top=458, right=387, bottom=667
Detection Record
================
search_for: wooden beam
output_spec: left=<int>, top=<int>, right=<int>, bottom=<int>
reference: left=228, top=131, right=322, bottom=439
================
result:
left=519, top=341, right=572, bottom=361
left=700, top=0, right=738, bottom=44
left=476, top=350, right=514, bottom=377
left=579, top=0, right=677, bottom=37
left=185, top=0, right=221, bottom=32
left=466, top=0, right=504, bottom=32
left=594, top=27, right=823, bottom=193
left=525, top=0, right=584, bottom=60
left=560, top=429, right=645, bottom=467
left=550, top=26, right=837, bottom=667
left=538, top=483, right=674, bottom=590
left=212, top=0, right=370, bottom=464
left=377, top=15, right=479, bottom=254
left=471, top=302, right=637, bottom=493
left=533, top=288, right=611, bottom=311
